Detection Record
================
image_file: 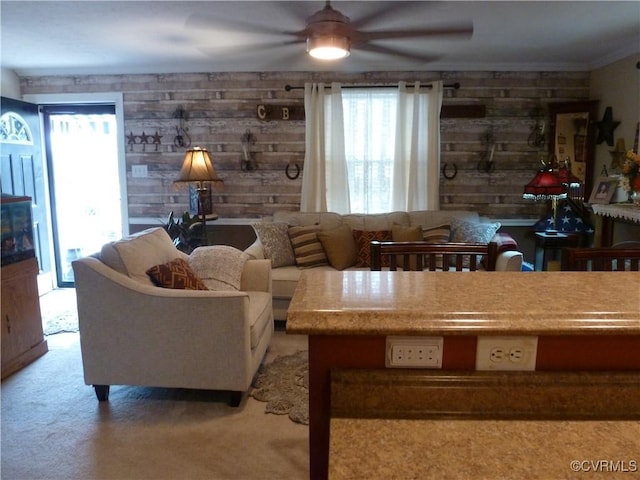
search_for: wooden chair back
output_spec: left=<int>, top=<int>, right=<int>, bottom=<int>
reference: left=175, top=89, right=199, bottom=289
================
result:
left=370, top=241, right=498, bottom=271
left=562, top=247, right=640, bottom=271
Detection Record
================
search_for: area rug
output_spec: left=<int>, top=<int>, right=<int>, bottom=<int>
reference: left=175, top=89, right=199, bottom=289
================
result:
left=42, top=309, right=79, bottom=336
left=40, top=289, right=79, bottom=336
left=250, top=350, right=309, bottom=425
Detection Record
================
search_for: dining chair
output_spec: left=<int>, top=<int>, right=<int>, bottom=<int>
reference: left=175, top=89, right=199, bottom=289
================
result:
left=561, top=247, right=640, bottom=271
left=370, top=241, right=499, bottom=271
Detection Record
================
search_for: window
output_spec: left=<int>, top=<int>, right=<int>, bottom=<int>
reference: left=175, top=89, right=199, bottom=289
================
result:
left=302, top=81, right=441, bottom=214
left=342, top=89, right=397, bottom=213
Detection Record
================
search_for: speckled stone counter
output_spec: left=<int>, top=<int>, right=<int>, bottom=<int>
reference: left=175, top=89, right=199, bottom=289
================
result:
left=287, top=271, right=640, bottom=335
left=286, top=270, right=640, bottom=480
left=330, top=418, right=640, bottom=479
left=329, top=369, right=640, bottom=478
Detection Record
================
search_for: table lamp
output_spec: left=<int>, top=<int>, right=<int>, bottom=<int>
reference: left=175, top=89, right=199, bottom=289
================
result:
left=556, top=161, right=583, bottom=201
left=523, top=167, right=567, bottom=232
left=175, top=146, right=223, bottom=242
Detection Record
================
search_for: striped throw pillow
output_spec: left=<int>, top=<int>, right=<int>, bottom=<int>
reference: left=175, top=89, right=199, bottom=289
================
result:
left=288, top=225, right=328, bottom=268
left=423, top=225, right=451, bottom=243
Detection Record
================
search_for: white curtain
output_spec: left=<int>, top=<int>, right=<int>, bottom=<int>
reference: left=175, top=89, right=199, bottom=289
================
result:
left=300, top=82, right=350, bottom=213
left=301, top=80, right=442, bottom=213
left=392, top=80, right=443, bottom=210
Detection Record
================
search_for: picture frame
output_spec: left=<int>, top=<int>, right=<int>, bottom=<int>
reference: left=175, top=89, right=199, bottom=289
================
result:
left=588, top=177, right=618, bottom=204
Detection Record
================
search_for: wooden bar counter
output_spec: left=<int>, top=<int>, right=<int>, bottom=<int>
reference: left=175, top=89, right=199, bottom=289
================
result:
left=286, top=271, right=640, bottom=480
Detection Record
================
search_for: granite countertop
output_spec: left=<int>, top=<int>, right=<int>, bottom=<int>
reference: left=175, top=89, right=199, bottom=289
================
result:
left=287, top=271, right=640, bottom=336
left=329, top=417, right=640, bottom=479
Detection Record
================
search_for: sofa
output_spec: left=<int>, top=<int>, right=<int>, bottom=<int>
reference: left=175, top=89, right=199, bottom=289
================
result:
left=246, top=210, right=523, bottom=322
left=72, top=227, right=273, bottom=406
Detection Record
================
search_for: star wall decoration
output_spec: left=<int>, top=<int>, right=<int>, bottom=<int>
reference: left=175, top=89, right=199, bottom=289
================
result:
left=595, top=107, right=620, bottom=146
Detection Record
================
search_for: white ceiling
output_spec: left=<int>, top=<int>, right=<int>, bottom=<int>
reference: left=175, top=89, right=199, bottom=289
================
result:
left=2, top=1, right=639, bottom=77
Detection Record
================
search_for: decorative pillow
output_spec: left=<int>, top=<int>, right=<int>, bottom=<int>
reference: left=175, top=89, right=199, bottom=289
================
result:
left=352, top=229, right=392, bottom=268
left=146, top=258, right=208, bottom=290
left=317, top=225, right=358, bottom=270
left=288, top=225, right=329, bottom=268
left=423, top=224, right=451, bottom=243
left=450, top=218, right=501, bottom=268
left=392, top=224, right=422, bottom=242
left=252, top=222, right=296, bottom=268
left=188, top=245, right=250, bottom=291
left=450, top=218, right=501, bottom=244
left=391, top=224, right=422, bottom=270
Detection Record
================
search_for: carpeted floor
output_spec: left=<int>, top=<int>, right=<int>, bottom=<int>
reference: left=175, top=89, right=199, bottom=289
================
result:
left=2, top=321, right=310, bottom=479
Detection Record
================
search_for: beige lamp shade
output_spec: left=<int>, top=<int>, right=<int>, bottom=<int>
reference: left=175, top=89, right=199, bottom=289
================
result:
left=176, top=146, right=222, bottom=183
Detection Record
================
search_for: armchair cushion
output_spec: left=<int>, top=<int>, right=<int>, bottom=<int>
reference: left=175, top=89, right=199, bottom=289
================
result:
left=188, top=245, right=251, bottom=291
left=100, top=227, right=186, bottom=286
left=146, top=258, right=208, bottom=290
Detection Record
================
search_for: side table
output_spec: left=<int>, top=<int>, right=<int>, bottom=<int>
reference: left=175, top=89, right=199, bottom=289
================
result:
left=534, top=232, right=580, bottom=271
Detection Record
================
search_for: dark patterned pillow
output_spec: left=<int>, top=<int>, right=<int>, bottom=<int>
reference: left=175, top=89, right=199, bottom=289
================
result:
left=353, top=229, right=392, bottom=268
left=288, top=225, right=329, bottom=268
left=146, top=258, right=208, bottom=290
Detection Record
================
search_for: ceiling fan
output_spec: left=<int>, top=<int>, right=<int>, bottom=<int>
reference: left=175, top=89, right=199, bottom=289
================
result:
left=297, top=1, right=474, bottom=61
left=190, top=1, right=474, bottom=64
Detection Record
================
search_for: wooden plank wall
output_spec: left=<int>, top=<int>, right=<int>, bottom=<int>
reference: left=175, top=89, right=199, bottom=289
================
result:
left=20, top=70, right=590, bottom=224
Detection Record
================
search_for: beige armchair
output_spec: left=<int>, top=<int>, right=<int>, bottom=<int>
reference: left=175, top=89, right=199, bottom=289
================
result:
left=72, top=228, right=273, bottom=406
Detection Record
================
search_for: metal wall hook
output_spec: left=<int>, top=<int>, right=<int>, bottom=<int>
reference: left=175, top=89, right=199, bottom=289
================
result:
left=240, top=129, right=257, bottom=171
left=172, top=104, right=191, bottom=148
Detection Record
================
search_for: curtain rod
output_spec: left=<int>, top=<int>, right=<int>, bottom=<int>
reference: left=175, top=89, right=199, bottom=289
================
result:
left=284, top=82, right=460, bottom=91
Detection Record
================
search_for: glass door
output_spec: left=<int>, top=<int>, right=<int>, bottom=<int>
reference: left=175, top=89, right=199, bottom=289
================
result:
left=41, top=105, right=122, bottom=286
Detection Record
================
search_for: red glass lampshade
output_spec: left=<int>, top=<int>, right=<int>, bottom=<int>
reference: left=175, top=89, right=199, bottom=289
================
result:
left=556, top=166, right=582, bottom=188
left=522, top=169, right=567, bottom=200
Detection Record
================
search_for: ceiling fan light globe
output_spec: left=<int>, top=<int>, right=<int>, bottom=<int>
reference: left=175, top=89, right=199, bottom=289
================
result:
left=307, top=36, right=350, bottom=60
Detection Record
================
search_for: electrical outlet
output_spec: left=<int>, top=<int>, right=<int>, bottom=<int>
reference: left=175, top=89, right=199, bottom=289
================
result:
left=476, top=336, right=538, bottom=371
left=386, top=336, right=443, bottom=368
left=132, top=165, right=148, bottom=178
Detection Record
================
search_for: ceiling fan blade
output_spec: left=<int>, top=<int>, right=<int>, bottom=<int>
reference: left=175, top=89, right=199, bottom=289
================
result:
left=186, top=14, right=286, bottom=37
left=199, top=39, right=303, bottom=57
left=350, top=2, right=419, bottom=30
left=353, top=23, right=474, bottom=44
left=355, top=43, right=441, bottom=64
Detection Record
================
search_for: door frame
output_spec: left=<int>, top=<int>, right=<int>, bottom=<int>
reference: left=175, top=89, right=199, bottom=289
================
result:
left=23, top=92, right=129, bottom=289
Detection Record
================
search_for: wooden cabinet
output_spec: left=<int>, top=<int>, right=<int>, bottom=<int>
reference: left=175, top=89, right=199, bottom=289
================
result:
left=1, top=257, right=48, bottom=379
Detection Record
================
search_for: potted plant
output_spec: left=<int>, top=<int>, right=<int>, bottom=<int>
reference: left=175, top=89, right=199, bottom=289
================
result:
left=163, top=211, right=204, bottom=254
